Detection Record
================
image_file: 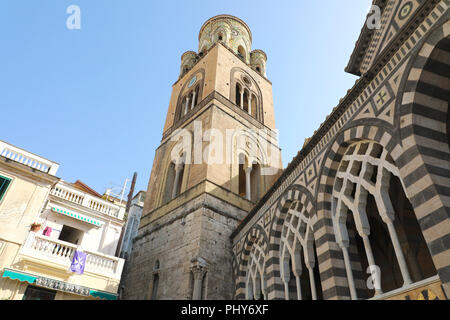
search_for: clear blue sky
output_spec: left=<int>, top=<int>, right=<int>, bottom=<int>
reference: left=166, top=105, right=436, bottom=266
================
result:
left=0, top=1, right=371, bottom=195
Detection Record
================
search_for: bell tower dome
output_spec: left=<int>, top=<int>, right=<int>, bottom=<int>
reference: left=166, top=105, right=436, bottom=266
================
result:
left=198, top=14, right=252, bottom=63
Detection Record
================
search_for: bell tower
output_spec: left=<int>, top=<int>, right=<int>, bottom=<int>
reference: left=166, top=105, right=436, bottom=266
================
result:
left=123, top=15, right=282, bottom=300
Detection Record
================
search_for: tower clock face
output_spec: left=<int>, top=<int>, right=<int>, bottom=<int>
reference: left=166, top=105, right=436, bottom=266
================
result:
left=188, top=76, right=197, bottom=88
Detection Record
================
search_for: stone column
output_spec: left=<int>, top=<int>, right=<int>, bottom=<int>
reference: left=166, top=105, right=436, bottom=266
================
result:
left=334, top=211, right=358, bottom=300
left=244, top=167, right=252, bottom=201
left=340, top=242, right=357, bottom=300
left=304, top=250, right=317, bottom=300
left=171, top=164, right=183, bottom=200
left=292, top=269, right=302, bottom=300
left=240, top=90, right=244, bottom=109
left=191, top=91, right=197, bottom=109
left=306, top=265, right=317, bottom=300
left=353, top=188, right=383, bottom=296
left=375, top=190, right=412, bottom=286
left=248, top=95, right=252, bottom=114
left=191, top=265, right=207, bottom=300
left=185, top=97, right=191, bottom=115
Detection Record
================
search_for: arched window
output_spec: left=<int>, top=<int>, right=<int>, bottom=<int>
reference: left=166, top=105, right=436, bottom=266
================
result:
left=251, top=94, right=257, bottom=118
left=162, top=153, right=186, bottom=204
left=151, top=274, right=159, bottom=300
left=150, top=260, right=160, bottom=300
left=243, top=89, right=249, bottom=113
left=238, top=154, right=246, bottom=198
left=193, top=85, right=199, bottom=109
left=238, top=46, right=246, bottom=61
left=235, top=83, right=242, bottom=108
left=162, top=162, right=176, bottom=204
left=182, top=96, right=188, bottom=115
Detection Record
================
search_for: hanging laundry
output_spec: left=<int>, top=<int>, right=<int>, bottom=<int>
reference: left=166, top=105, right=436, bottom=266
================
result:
left=69, top=250, right=87, bottom=275
left=42, top=226, right=52, bottom=236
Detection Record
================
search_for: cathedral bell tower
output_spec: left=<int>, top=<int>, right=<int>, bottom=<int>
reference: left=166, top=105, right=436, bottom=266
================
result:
left=123, top=15, right=282, bottom=300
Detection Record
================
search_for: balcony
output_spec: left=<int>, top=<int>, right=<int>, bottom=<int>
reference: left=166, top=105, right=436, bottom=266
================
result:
left=19, top=232, right=125, bottom=281
left=50, top=182, right=125, bottom=220
left=0, top=140, right=59, bottom=175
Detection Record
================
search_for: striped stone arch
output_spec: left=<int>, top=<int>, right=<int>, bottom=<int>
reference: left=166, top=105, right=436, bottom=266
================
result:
left=316, top=122, right=401, bottom=300
left=235, top=224, right=269, bottom=300
left=398, top=18, right=450, bottom=296
left=268, top=184, right=323, bottom=300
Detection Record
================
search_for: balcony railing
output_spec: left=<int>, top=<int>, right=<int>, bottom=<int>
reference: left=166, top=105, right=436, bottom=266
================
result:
left=50, top=183, right=125, bottom=220
left=19, top=233, right=124, bottom=280
left=0, top=140, right=59, bottom=175
left=369, top=275, right=443, bottom=300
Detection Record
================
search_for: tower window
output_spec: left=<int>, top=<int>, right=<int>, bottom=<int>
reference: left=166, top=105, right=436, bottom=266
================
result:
left=236, top=83, right=242, bottom=107
left=151, top=274, right=159, bottom=300
left=238, top=154, right=247, bottom=197
left=238, top=46, right=246, bottom=61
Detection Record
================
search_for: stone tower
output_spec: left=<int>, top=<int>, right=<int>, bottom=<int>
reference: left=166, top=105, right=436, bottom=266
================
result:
left=123, top=15, right=283, bottom=300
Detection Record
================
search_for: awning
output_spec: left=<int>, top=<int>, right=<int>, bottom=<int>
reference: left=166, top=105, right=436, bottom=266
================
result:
left=51, top=206, right=104, bottom=227
left=2, top=269, right=118, bottom=300
left=2, top=268, right=36, bottom=284
left=89, top=289, right=118, bottom=300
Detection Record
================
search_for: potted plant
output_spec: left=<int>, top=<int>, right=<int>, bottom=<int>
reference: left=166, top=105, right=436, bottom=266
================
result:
left=30, top=222, right=41, bottom=232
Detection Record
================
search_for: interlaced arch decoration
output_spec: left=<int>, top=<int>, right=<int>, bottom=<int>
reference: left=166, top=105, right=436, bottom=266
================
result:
left=279, top=198, right=320, bottom=300
left=236, top=225, right=269, bottom=300
left=332, top=140, right=437, bottom=300
left=259, top=184, right=323, bottom=300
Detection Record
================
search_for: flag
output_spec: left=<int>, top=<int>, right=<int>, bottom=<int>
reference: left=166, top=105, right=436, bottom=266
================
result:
left=70, top=250, right=87, bottom=275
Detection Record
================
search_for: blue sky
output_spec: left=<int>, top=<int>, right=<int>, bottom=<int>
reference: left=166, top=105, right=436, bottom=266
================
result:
left=0, top=1, right=370, bottom=195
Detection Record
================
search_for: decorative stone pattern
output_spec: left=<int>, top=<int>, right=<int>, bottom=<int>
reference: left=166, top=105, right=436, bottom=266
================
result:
left=232, top=0, right=449, bottom=300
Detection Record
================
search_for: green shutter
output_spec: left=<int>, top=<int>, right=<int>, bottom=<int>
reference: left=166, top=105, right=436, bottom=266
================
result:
left=0, top=175, right=11, bottom=202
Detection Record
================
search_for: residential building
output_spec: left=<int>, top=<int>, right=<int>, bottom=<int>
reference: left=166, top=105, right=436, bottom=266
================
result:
left=0, top=140, right=126, bottom=300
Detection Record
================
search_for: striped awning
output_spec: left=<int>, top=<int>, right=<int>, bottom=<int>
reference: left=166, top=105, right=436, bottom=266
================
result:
left=51, top=206, right=104, bottom=227
left=89, top=289, right=118, bottom=300
left=2, top=269, right=118, bottom=299
left=2, top=268, right=36, bottom=284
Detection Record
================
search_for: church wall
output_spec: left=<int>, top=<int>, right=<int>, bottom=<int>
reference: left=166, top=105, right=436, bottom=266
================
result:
left=123, top=193, right=247, bottom=299
left=232, top=2, right=450, bottom=300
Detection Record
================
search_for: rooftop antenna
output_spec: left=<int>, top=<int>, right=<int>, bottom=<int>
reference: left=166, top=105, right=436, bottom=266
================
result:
left=105, top=178, right=130, bottom=203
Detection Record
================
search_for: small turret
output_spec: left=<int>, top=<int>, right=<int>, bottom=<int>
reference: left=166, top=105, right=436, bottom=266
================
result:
left=250, top=49, right=267, bottom=77
left=179, top=51, right=198, bottom=78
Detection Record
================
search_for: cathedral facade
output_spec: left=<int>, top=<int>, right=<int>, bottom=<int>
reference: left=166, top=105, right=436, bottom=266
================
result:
left=124, top=0, right=450, bottom=300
